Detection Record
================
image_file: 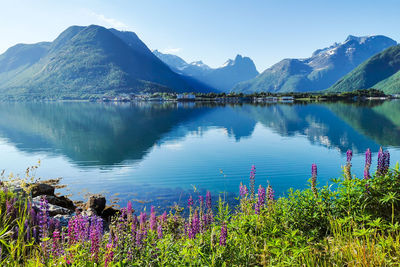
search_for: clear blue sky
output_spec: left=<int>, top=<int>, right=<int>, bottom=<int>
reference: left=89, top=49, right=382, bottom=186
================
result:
left=1, top=0, right=399, bottom=71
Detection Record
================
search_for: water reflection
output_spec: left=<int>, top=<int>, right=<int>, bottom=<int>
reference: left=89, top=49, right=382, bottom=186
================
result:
left=0, top=100, right=399, bottom=211
left=0, top=101, right=398, bottom=167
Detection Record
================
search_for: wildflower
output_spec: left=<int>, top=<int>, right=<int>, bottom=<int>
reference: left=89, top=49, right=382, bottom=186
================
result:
left=161, top=211, right=167, bottom=224
left=384, top=150, right=390, bottom=174
left=219, top=223, right=227, bottom=246
left=139, top=212, right=147, bottom=228
left=377, top=148, right=390, bottom=176
left=311, top=163, right=318, bottom=198
left=157, top=224, right=163, bottom=239
left=255, top=185, right=266, bottom=214
left=364, top=148, right=372, bottom=180
left=267, top=185, right=275, bottom=202
left=249, top=165, right=256, bottom=198
left=199, top=195, right=204, bottom=208
left=239, top=182, right=248, bottom=198
left=377, top=147, right=384, bottom=175
left=206, top=191, right=212, bottom=210
left=150, top=206, right=157, bottom=231
left=90, top=216, right=103, bottom=261
left=104, top=243, right=114, bottom=267
left=38, top=196, right=49, bottom=239
left=346, top=149, right=353, bottom=163
left=25, top=219, right=30, bottom=241
left=365, top=148, right=372, bottom=166
left=188, top=195, right=194, bottom=208
left=191, top=210, right=200, bottom=237
left=51, top=230, right=61, bottom=257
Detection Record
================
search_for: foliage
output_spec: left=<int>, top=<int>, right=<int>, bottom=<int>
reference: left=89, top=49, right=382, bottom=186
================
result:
left=1, top=149, right=400, bottom=266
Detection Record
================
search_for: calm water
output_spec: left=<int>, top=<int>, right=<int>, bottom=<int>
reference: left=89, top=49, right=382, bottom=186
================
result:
left=1, top=101, right=400, bottom=211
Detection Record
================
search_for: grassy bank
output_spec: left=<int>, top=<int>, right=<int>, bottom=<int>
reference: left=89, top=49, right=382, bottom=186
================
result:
left=1, top=148, right=400, bottom=266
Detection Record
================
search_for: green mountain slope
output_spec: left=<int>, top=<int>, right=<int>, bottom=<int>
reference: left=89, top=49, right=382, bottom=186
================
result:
left=327, top=45, right=400, bottom=93
left=0, top=25, right=206, bottom=99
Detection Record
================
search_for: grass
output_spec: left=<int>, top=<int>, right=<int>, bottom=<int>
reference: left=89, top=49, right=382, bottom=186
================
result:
left=1, top=148, right=400, bottom=266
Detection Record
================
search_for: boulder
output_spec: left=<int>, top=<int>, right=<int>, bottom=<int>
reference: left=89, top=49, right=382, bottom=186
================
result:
left=86, top=195, right=106, bottom=215
left=53, top=214, right=74, bottom=227
left=101, top=206, right=119, bottom=221
left=46, top=195, right=76, bottom=211
left=30, top=183, right=54, bottom=197
left=33, top=196, right=72, bottom=217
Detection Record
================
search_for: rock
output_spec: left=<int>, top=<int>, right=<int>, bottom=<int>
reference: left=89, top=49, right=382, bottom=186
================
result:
left=33, top=196, right=72, bottom=217
left=101, top=206, right=119, bottom=221
left=86, top=195, right=106, bottom=215
left=30, top=183, right=54, bottom=197
left=82, top=208, right=97, bottom=217
left=53, top=214, right=74, bottom=227
left=46, top=195, right=76, bottom=211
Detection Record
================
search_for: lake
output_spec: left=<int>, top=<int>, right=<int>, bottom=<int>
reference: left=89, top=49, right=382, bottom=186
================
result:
left=0, top=100, right=400, bottom=211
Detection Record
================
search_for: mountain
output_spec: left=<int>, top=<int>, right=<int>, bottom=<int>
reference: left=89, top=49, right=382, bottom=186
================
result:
left=327, top=44, right=400, bottom=94
left=153, top=50, right=259, bottom=92
left=233, top=35, right=397, bottom=93
left=0, top=25, right=212, bottom=100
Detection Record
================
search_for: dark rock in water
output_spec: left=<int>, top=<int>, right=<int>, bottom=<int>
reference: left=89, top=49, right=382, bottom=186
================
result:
left=102, top=206, right=119, bottom=221
left=46, top=195, right=76, bottom=211
left=30, top=183, right=55, bottom=197
left=86, top=195, right=106, bottom=215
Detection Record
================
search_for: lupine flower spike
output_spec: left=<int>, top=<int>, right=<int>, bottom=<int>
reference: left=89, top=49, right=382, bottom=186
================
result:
left=311, top=163, right=318, bottom=198
left=249, top=165, right=256, bottom=199
left=344, top=149, right=352, bottom=180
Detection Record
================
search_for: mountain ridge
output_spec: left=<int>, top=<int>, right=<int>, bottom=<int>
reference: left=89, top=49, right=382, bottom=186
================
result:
left=153, top=50, right=259, bottom=92
left=327, top=44, right=400, bottom=94
left=0, top=25, right=213, bottom=99
left=232, top=35, right=397, bottom=93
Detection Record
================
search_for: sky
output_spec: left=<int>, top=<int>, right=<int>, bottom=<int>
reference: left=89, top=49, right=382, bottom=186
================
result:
left=1, top=0, right=399, bottom=71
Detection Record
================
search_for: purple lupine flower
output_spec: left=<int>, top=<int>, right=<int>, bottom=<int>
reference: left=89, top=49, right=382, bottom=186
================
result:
left=364, top=168, right=371, bottom=180
left=157, top=224, right=163, bottom=239
left=365, top=148, right=372, bottom=166
left=206, top=191, right=212, bottom=210
left=267, top=185, right=275, bottom=202
left=188, top=195, right=194, bottom=208
left=249, top=165, right=256, bottom=198
left=51, top=230, right=61, bottom=257
left=38, top=196, right=49, bottom=239
left=255, top=185, right=266, bottom=214
left=346, top=149, right=353, bottom=163
left=384, top=150, right=390, bottom=173
left=239, top=182, right=248, bottom=198
left=150, top=206, right=157, bottom=231
left=24, top=219, right=30, bottom=241
left=191, top=210, right=200, bottom=237
left=311, top=163, right=317, bottom=178
left=161, top=211, right=167, bottom=224
left=311, top=164, right=318, bottom=198
left=127, top=201, right=133, bottom=215
left=377, top=147, right=384, bottom=175
left=219, top=223, right=227, bottom=246
left=199, top=195, right=204, bottom=208
left=90, top=216, right=103, bottom=261
left=139, top=212, right=147, bottom=228
left=104, top=243, right=114, bottom=267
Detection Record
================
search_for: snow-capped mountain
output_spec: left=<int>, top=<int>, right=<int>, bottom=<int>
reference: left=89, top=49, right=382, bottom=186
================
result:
left=233, top=35, right=397, bottom=93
